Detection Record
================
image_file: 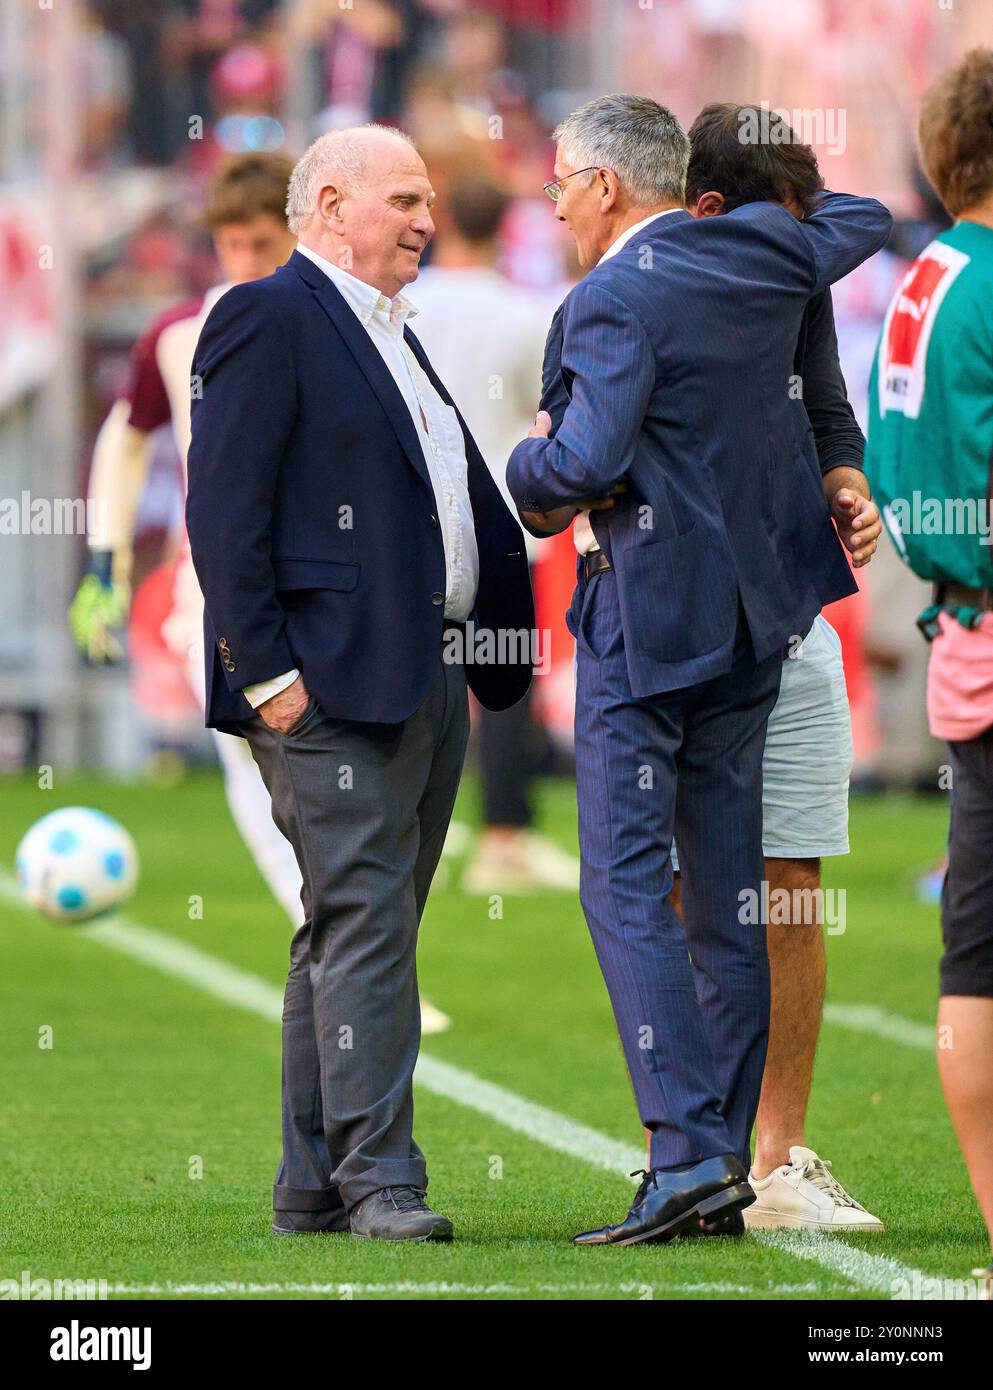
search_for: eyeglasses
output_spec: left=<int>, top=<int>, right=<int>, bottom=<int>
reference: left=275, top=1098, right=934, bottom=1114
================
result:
left=543, top=166, right=599, bottom=202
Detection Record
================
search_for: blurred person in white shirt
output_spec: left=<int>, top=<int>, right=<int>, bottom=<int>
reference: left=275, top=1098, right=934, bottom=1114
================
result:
left=412, top=171, right=579, bottom=893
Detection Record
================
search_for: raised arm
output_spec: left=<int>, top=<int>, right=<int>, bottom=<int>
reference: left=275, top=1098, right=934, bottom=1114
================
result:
left=796, top=190, right=893, bottom=294
left=727, top=191, right=892, bottom=298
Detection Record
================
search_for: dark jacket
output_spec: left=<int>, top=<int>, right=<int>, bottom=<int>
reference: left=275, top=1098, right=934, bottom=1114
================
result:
left=508, top=193, right=890, bottom=696
left=187, top=250, right=535, bottom=732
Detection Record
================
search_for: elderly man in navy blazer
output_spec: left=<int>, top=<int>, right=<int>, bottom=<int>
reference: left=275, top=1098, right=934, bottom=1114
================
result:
left=187, top=125, right=533, bottom=1243
left=507, top=94, right=892, bottom=1246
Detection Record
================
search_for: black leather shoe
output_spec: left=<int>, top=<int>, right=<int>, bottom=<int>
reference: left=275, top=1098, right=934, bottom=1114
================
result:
left=573, top=1207, right=745, bottom=1245
left=572, top=1155, right=754, bottom=1247
left=680, top=1210, right=746, bottom=1238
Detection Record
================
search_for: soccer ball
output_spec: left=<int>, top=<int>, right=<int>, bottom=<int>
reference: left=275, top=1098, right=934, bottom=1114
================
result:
left=15, top=807, right=139, bottom=923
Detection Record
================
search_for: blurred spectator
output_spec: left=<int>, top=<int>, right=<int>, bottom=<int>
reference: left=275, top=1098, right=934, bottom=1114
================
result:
left=163, top=0, right=281, bottom=127
left=288, top=0, right=436, bottom=131
left=478, top=0, right=588, bottom=113
left=441, top=7, right=512, bottom=114
left=80, top=5, right=134, bottom=168
left=404, top=64, right=497, bottom=253
left=411, top=170, right=579, bottom=892
left=188, top=41, right=287, bottom=177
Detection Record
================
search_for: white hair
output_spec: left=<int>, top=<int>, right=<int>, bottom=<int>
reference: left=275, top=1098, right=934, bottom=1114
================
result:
left=554, top=94, right=689, bottom=206
left=285, top=124, right=418, bottom=234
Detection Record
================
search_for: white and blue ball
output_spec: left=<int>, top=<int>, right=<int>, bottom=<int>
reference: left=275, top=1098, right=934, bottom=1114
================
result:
left=15, top=807, right=139, bottom=923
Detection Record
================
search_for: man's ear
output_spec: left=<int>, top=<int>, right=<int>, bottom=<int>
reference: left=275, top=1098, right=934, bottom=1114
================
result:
left=599, top=168, right=621, bottom=213
left=690, top=191, right=725, bottom=218
left=318, top=182, right=343, bottom=226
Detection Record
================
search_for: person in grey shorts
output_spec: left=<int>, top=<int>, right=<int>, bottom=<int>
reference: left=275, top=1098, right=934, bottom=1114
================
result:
left=668, top=614, right=883, bottom=1231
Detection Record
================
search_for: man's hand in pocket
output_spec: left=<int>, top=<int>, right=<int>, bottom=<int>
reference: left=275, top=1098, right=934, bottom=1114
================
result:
left=259, top=675, right=311, bottom=733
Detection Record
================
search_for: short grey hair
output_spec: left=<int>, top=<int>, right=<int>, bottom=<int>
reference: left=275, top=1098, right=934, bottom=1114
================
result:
left=285, top=124, right=418, bottom=234
left=554, top=94, right=689, bottom=206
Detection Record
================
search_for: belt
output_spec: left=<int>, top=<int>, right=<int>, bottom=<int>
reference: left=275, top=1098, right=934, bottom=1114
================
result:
left=936, top=581, right=993, bottom=612
left=917, top=582, right=993, bottom=641
left=584, top=550, right=612, bottom=584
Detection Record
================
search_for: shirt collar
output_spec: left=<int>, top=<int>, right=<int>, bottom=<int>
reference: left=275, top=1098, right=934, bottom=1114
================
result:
left=295, top=242, right=418, bottom=326
left=598, top=208, right=682, bottom=265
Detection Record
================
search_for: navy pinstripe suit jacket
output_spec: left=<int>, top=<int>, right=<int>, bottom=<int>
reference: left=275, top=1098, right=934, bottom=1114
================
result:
left=507, top=193, right=892, bottom=696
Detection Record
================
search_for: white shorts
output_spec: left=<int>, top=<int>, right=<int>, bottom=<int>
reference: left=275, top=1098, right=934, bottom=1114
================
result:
left=672, top=615, right=852, bottom=869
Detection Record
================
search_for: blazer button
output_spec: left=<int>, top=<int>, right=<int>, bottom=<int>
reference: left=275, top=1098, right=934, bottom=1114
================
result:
left=431, top=592, right=444, bottom=605
left=224, top=659, right=236, bottom=672
left=429, top=513, right=439, bottom=527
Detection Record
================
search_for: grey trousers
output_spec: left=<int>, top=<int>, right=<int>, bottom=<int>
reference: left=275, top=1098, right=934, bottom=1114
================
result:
left=243, top=652, right=469, bottom=1213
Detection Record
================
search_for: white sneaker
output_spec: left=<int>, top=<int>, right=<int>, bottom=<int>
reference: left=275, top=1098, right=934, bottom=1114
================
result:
left=462, top=831, right=580, bottom=894
left=418, top=995, right=451, bottom=1036
left=744, top=1146, right=884, bottom=1232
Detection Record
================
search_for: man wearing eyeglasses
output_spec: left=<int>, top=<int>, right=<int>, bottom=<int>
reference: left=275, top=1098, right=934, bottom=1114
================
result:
left=507, top=93, right=892, bottom=1246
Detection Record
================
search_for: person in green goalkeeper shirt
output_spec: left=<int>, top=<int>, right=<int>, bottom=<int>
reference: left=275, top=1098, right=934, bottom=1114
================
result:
left=866, top=47, right=993, bottom=1299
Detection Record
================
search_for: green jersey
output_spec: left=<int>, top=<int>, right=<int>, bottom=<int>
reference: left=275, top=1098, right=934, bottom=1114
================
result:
left=866, top=220, right=993, bottom=587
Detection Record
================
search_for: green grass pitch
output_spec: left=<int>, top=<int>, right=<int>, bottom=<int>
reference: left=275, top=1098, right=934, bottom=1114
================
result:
left=0, top=768, right=983, bottom=1300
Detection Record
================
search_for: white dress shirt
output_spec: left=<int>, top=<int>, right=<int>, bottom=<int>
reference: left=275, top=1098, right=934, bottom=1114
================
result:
left=408, top=265, right=549, bottom=563
left=573, top=208, right=682, bottom=558
left=244, top=243, right=480, bottom=709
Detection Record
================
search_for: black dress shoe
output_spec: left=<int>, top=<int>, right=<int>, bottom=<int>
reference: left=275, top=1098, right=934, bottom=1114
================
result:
left=680, top=1210, right=746, bottom=1238
left=572, top=1155, right=754, bottom=1247
left=574, top=1207, right=746, bottom=1245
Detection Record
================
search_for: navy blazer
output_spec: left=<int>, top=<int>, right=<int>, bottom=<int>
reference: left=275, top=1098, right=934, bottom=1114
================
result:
left=507, top=192, right=892, bottom=697
left=186, top=250, right=534, bottom=732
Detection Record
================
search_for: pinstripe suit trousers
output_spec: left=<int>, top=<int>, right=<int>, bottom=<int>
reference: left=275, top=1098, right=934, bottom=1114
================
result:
left=574, top=567, right=783, bottom=1170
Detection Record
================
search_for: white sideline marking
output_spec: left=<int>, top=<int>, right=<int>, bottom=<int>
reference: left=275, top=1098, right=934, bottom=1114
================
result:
left=88, top=913, right=640, bottom=1176
left=0, top=878, right=637, bottom=1173
left=0, top=876, right=945, bottom=1297
left=413, top=1051, right=643, bottom=1177
left=106, top=1279, right=833, bottom=1298
left=823, top=1002, right=933, bottom=1051
left=0, top=876, right=455, bottom=1033
left=758, top=1231, right=928, bottom=1296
